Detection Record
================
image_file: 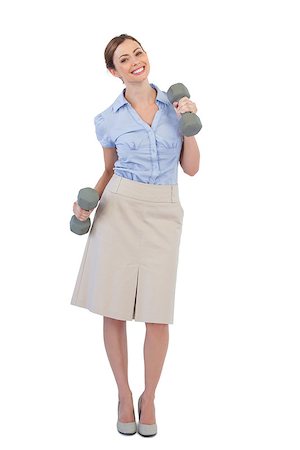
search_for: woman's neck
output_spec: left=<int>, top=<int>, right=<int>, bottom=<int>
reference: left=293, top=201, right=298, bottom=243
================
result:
left=124, top=81, right=157, bottom=108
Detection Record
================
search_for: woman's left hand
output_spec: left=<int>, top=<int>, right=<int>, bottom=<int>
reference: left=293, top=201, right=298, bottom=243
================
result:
left=173, top=97, right=198, bottom=117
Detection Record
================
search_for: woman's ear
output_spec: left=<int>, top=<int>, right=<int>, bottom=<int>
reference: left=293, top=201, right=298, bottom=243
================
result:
left=108, top=68, right=118, bottom=77
left=108, top=68, right=124, bottom=83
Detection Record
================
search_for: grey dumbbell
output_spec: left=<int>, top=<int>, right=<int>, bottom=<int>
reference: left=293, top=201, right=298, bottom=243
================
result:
left=167, top=83, right=202, bottom=136
left=70, top=187, right=100, bottom=235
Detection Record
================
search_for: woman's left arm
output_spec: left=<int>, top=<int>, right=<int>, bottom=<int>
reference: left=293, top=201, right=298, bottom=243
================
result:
left=173, top=97, right=200, bottom=176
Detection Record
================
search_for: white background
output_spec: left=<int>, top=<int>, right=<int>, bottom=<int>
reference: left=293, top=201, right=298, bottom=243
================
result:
left=1, top=0, right=299, bottom=448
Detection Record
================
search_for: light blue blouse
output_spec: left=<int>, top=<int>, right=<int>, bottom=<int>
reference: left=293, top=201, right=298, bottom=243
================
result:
left=94, top=83, right=183, bottom=185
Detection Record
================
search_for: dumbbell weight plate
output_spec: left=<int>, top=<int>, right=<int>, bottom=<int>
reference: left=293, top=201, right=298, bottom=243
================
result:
left=167, top=83, right=190, bottom=103
left=70, top=215, right=91, bottom=235
left=77, top=187, right=100, bottom=210
left=180, top=112, right=202, bottom=136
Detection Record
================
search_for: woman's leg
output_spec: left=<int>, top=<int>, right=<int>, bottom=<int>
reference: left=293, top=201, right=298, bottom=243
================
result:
left=140, top=323, right=169, bottom=424
left=103, top=316, right=134, bottom=422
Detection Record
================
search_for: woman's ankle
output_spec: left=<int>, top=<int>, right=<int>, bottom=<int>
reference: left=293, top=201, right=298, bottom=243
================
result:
left=141, top=391, right=155, bottom=402
left=118, top=389, right=133, bottom=401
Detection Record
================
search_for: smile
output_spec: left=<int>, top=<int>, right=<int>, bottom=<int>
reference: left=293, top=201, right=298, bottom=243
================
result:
left=131, top=66, right=145, bottom=75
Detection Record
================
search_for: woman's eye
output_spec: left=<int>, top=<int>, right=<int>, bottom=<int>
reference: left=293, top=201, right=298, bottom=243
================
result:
left=120, top=51, right=143, bottom=63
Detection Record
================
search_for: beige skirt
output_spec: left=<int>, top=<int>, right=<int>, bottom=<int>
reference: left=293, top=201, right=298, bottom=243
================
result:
left=70, top=174, right=184, bottom=324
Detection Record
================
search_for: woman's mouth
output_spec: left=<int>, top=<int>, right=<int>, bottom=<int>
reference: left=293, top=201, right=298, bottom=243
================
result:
left=131, top=66, right=145, bottom=75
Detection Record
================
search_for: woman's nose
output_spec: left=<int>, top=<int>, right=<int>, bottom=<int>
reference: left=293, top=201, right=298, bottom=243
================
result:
left=132, top=55, right=141, bottom=64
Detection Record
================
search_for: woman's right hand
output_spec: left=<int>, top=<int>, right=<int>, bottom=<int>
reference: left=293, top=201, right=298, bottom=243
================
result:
left=73, top=201, right=94, bottom=221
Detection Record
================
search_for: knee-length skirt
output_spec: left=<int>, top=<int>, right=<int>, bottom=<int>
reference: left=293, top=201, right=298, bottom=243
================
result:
left=70, top=174, right=184, bottom=324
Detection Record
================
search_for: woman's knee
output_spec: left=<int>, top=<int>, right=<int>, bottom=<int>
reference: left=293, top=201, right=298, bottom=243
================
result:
left=145, top=322, right=169, bottom=332
left=103, top=316, right=126, bottom=327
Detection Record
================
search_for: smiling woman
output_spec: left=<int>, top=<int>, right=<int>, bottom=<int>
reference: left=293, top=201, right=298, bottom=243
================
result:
left=104, top=35, right=150, bottom=84
left=70, top=32, right=199, bottom=438
left=104, top=34, right=147, bottom=84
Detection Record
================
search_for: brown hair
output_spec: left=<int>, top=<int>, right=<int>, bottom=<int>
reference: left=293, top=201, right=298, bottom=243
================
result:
left=104, top=34, right=145, bottom=80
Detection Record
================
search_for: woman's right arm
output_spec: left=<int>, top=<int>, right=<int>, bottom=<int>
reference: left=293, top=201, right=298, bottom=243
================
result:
left=94, top=146, right=118, bottom=197
left=73, top=147, right=118, bottom=220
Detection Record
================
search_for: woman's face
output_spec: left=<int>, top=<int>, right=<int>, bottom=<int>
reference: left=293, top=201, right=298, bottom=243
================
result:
left=110, top=39, right=150, bottom=84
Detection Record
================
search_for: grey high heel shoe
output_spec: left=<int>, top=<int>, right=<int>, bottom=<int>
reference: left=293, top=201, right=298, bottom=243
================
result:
left=137, top=395, right=157, bottom=437
left=116, top=400, right=137, bottom=435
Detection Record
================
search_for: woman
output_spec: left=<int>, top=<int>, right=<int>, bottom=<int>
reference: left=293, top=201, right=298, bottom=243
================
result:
left=70, top=34, right=200, bottom=437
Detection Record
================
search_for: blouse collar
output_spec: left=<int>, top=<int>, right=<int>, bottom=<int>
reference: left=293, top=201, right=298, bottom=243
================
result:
left=112, top=82, right=170, bottom=113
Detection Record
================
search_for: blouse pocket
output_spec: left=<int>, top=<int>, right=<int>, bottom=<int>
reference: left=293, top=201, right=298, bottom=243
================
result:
left=157, top=139, right=181, bottom=160
left=115, top=130, right=147, bottom=150
left=157, top=136, right=181, bottom=150
left=115, top=140, right=136, bottom=160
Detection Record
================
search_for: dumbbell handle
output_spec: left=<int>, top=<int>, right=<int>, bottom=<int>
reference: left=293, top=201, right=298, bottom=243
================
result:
left=75, top=201, right=90, bottom=212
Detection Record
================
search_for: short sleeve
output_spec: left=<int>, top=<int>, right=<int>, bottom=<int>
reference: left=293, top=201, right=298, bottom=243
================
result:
left=94, top=113, right=115, bottom=148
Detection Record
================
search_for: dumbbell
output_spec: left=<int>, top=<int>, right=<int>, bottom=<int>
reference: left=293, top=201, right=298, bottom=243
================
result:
left=70, top=187, right=100, bottom=235
left=167, top=83, right=202, bottom=136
